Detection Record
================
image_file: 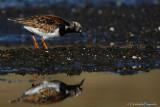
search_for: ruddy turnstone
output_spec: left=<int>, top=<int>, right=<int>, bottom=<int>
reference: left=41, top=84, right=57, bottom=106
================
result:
left=8, top=15, right=83, bottom=49
left=9, top=79, right=85, bottom=104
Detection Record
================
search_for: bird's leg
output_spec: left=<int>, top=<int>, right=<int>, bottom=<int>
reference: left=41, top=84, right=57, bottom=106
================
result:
left=43, top=74, right=47, bottom=81
left=32, top=73, right=38, bottom=87
left=42, top=38, right=48, bottom=49
left=32, top=35, right=40, bottom=48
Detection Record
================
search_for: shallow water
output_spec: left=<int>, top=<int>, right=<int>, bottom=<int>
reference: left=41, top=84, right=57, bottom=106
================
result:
left=0, top=70, right=159, bottom=107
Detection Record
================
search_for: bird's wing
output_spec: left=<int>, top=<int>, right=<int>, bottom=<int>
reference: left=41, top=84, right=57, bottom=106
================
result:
left=22, top=88, right=61, bottom=104
left=8, top=15, right=70, bottom=33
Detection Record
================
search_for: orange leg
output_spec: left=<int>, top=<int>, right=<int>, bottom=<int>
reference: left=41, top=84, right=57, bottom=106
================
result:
left=42, top=39, right=48, bottom=49
left=32, top=73, right=38, bottom=87
left=32, top=35, right=40, bottom=48
left=43, top=74, right=47, bottom=81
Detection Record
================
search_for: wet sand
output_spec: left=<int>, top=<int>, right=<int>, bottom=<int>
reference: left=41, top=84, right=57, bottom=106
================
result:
left=0, top=70, right=159, bottom=107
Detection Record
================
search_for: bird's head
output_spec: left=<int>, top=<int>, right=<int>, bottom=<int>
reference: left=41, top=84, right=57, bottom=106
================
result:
left=70, top=21, right=83, bottom=38
left=72, top=21, right=82, bottom=33
left=65, top=79, right=85, bottom=97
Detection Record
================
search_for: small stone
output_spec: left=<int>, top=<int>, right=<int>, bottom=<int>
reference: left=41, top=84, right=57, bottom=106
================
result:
left=132, top=66, right=137, bottom=69
left=110, top=42, right=115, bottom=46
left=130, top=34, right=135, bottom=37
left=67, top=57, right=71, bottom=60
left=132, top=56, right=137, bottom=59
left=109, top=27, right=115, bottom=32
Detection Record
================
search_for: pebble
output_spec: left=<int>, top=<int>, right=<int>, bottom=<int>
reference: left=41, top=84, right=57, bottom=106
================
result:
left=109, top=27, right=115, bottom=32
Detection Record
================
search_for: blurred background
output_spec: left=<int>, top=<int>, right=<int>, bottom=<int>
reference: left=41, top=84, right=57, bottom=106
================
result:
left=0, top=0, right=160, bottom=48
left=0, top=0, right=160, bottom=8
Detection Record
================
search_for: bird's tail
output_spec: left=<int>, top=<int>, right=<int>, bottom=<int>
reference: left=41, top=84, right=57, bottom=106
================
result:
left=7, top=18, right=19, bottom=21
left=7, top=17, right=25, bottom=24
left=9, top=97, right=21, bottom=104
left=79, top=79, right=85, bottom=88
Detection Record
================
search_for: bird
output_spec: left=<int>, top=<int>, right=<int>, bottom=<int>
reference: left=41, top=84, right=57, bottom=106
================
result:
left=8, top=15, right=83, bottom=49
left=9, top=79, right=85, bottom=104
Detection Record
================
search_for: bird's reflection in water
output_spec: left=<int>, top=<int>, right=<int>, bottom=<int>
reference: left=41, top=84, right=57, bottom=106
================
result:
left=10, top=79, right=85, bottom=104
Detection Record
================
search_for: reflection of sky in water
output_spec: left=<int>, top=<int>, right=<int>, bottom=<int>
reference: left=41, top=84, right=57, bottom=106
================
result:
left=0, top=0, right=159, bottom=9
left=0, top=34, right=25, bottom=42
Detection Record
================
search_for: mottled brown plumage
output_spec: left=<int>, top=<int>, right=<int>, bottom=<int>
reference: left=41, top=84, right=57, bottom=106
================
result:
left=20, top=88, right=61, bottom=104
left=8, top=15, right=70, bottom=33
left=8, top=15, right=83, bottom=49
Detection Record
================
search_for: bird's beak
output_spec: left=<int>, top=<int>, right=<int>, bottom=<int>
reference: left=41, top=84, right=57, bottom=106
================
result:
left=80, top=32, right=84, bottom=38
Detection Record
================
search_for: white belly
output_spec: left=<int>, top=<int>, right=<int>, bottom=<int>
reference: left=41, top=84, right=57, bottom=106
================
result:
left=24, top=81, right=60, bottom=95
left=24, top=26, right=60, bottom=39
